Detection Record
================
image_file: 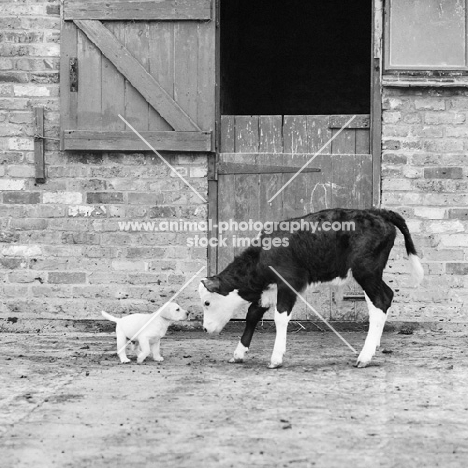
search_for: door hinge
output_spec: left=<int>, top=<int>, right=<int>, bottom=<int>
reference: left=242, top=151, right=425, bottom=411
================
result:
left=69, top=57, right=78, bottom=92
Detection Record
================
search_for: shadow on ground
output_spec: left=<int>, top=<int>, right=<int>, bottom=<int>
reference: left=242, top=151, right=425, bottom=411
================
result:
left=1, top=328, right=467, bottom=467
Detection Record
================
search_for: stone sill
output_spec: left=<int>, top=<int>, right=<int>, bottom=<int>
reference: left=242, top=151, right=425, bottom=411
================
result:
left=383, top=76, right=468, bottom=88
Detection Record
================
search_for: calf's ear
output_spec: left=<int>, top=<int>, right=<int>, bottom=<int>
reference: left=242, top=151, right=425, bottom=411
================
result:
left=202, top=276, right=220, bottom=293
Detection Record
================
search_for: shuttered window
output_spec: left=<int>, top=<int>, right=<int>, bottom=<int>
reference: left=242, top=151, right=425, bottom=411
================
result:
left=60, top=0, right=215, bottom=152
left=385, top=0, right=467, bottom=71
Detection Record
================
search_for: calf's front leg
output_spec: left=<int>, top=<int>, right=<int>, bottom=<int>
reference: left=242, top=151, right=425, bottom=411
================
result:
left=230, top=304, right=268, bottom=363
left=268, top=307, right=291, bottom=369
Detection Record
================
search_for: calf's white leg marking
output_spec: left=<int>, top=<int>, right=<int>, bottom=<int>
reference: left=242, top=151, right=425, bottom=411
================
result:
left=229, top=341, right=249, bottom=363
left=356, top=292, right=387, bottom=368
left=268, top=308, right=291, bottom=369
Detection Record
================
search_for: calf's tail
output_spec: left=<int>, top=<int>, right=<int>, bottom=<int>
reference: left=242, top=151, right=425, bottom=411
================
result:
left=379, top=209, right=424, bottom=287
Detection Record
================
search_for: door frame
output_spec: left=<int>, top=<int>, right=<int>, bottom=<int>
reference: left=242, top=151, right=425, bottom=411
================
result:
left=207, top=0, right=383, bottom=276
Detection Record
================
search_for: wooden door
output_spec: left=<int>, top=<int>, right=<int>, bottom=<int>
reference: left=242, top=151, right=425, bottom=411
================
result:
left=60, top=0, right=215, bottom=152
left=216, top=114, right=373, bottom=321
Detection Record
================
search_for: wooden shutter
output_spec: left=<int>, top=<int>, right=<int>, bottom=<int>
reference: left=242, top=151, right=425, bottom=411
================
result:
left=60, top=0, right=215, bottom=151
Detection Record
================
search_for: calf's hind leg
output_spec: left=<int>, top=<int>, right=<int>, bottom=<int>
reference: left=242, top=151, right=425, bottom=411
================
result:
left=356, top=280, right=393, bottom=368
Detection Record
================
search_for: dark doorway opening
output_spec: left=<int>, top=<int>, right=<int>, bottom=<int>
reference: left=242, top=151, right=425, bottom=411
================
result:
left=220, top=0, right=372, bottom=115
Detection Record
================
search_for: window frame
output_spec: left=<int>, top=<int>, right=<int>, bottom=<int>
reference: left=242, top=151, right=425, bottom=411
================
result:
left=384, top=0, right=468, bottom=74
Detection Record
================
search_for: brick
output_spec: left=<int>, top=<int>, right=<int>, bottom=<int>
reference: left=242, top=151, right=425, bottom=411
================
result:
left=382, top=112, right=401, bottom=124
left=43, top=192, right=82, bottom=204
left=10, top=218, right=48, bottom=231
left=126, top=247, right=165, bottom=259
left=448, top=209, right=468, bottom=220
left=62, top=232, right=100, bottom=245
left=414, top=207, right=446, bottom=219
left=424, top=112, right=465, bottom=125
left=8, top=137, right=33, bottom=150
left=68, top=205, right=106, bottom=218
left=0, top=58, right=13, bottom=70
left=127, top=192, right=164, bottom=205
left=48, top=272, right=87, bottom=284
left=111, top=260, right=147, bottom=271
left=414, top=98, right=445, bottom=110
left=0, top=231, right=20, bottom=243
left=8, top=271, right=45, bottom=283
left=7, top=165, right=35, bottom=178
left=2, top=245, right=41, bottom=256
left=3, top=191, right=40, bottom=204
left=0, top=257, right=27, bottom=269
left=445, top=127, right=468, bottom=138
left=127, top=273, right=165, bottom=285
left=424, top=167, right=463, bottom=179
left=87, top=192, right=124, bottom=204
left=148, top=206, right=178, bottom=218
left=0, top=179, right=25, bottom=190
left=423, top=140, right=463, bottom=153
left=382, top=179, right=412, bottom=191
left=190, top=167, right=208, bottom=178
left=426, top=221, right=464, bottom=234
left=13, top=84, right=50, bottom=97
left=440, top=235, right=468, bottom=247
left=446, top=263, right=468, bottom=275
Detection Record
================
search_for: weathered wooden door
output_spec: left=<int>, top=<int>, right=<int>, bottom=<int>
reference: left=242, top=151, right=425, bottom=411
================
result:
left=60, top=0, right=215, bottom=151
left=215, top=115, right=373, bottom=321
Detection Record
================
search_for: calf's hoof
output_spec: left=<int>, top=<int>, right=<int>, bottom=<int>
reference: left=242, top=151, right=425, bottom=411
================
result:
left=228, top=357, right=244, bottom=363
left=267, top=361, right=283, bottom=369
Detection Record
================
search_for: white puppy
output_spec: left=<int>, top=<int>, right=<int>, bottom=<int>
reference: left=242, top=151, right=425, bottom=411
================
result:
left=101, top=303, right=188, bottom=364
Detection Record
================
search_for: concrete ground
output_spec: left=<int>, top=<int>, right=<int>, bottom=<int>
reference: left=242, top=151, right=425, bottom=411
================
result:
left=1, top=326, right=467, bottom=468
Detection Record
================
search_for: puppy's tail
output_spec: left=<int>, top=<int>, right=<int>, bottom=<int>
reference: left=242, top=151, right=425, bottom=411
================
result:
left=101, top=310, right=120, bottom=322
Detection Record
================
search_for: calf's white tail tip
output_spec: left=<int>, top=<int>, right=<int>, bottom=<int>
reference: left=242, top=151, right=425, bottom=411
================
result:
left=101, top=310, right=119, bottom=322
left=409, top=254, right=424, bottom=287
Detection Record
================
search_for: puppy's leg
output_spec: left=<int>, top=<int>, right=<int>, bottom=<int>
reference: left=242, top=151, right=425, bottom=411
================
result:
left=151, top=340, right=164, bottom=362
left=136, top=337, right=151, bottom=364
left=116, top=327, right=131, bottom=364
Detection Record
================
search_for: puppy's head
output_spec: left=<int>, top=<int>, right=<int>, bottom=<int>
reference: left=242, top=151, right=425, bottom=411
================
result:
left=159, top=302, right=188, bottom=322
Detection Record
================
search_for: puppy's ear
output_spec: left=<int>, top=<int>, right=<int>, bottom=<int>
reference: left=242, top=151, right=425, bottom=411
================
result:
left=202, top=276, right=220, bottom=293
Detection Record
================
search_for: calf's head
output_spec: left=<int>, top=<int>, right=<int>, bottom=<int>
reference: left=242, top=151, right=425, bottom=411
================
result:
left=199, top=277, right=249, bottom=334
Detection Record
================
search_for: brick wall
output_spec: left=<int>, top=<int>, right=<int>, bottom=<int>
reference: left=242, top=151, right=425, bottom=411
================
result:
left=382, top=87, right=468, bottom=323
left=0, top=0, right=207, bottom=323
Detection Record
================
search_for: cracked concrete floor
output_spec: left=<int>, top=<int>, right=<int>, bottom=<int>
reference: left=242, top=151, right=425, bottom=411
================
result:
left=1, top=328, right=468, bottom=468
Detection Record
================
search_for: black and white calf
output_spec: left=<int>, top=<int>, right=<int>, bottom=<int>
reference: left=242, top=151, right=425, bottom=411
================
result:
left=199, top=208, right=424, bottom=368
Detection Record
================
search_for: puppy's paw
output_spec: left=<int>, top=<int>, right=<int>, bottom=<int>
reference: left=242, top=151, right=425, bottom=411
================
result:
left=119, top=357, right=131, bottom=364
left=153, top=355, right=164, bottom=362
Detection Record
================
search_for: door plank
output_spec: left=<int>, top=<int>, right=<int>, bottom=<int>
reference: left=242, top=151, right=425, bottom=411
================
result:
left=148, top=22, right=174, bottom=131
left=74, top=19, right=200, bottom=131
left=63, top=130, right=212, bottom=151
left=197, top=21, right=216, bottom=132
left=220, top=115, right=235, bottom=152
left=101, top=23, right=125, bottom=131
left=125, top=22, right=150, bottom=130
left=174, top=21, right=199, bottom=127
left=282, top=115, right=310, bottom=219
left=77, top=28, right=102, bottom=130
left=60, top=20, right=78, bottom=148
left=64, top=0, right=212, bottom=21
